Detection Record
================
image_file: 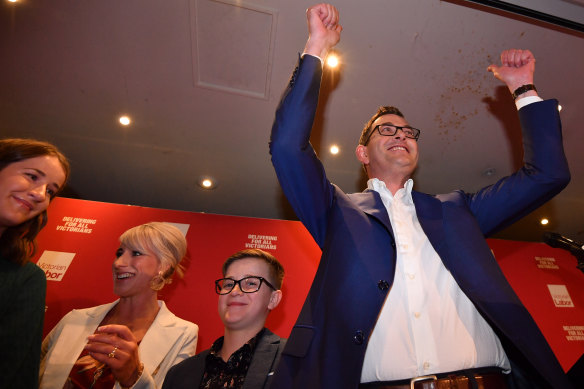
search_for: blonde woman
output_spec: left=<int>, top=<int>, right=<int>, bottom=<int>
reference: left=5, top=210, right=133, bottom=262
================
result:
left=40, top=222, right=198, bottom=389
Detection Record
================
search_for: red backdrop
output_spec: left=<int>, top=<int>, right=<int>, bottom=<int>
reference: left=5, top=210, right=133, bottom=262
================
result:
left=34, top=197, right=583, bottom=373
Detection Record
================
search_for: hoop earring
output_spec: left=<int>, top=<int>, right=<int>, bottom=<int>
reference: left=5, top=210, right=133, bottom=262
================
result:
left=150, top=271, right=166, bottom=291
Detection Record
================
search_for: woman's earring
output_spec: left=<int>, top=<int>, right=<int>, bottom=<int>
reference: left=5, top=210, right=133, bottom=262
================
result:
left=150, top=270, right=166, bottom=291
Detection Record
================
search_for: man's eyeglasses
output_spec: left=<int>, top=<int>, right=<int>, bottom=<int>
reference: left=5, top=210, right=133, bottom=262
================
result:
left=215, top=276, right=276, bottom=295
left=363, top=123, right=421, bottom=145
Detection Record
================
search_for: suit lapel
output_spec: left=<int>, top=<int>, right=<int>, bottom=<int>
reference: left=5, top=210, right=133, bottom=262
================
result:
left=348, top=190, right=394, bottom=238
left=42, top=302, right=115, bottom=388
left=243, top=330, right=280, bottom=389
left=139, top=302, right=182, bottom=379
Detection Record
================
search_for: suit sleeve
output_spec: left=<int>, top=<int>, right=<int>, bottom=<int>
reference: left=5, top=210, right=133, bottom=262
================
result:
left=269, top=55, right=335, bottom=247
left=463, top=99, right=570, bottom=236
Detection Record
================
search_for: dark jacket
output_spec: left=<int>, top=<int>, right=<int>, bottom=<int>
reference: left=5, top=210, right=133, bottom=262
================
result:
left=269, top=54, right=572, bottom=389
left=162, top=328, right=286, bottom=389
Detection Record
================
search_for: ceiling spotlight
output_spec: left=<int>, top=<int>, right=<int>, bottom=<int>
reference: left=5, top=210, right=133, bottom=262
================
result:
left=557, top=104, right=563, bottom=112
left=330, top=145, right=339, bottom=155
left=326, top=53, right=339, bottom=68
left=199, top=177, right=217, bottom=189
left=540, top=218, right=549, bottom=226
left=119, top=115, right=131, bottom=126
left=482, top=167, right=496, bottom=177
left=8, top=0, right=18, bottom=3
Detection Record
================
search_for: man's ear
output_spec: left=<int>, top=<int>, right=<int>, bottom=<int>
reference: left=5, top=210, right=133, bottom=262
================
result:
left=268, top=290, right=283, bottom=310
left=356, top=144, right=369, bottom=165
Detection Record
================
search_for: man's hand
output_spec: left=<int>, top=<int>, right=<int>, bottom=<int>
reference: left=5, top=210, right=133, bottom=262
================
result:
left=488, top=49, right=537, bottom=98
left=303, top=3, right=342, bottom=60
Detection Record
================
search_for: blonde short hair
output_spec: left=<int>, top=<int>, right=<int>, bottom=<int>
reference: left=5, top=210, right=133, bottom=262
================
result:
left=119, top=222, right=187, bottom=287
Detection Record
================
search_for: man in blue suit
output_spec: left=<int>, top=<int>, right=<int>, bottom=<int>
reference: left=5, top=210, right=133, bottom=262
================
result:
left=269, top=3, right=572, bottom=389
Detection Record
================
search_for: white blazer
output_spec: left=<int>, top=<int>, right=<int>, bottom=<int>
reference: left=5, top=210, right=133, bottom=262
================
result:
left=39, top=300, right=198, bottom=389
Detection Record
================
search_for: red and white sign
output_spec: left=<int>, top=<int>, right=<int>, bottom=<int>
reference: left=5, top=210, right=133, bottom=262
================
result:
left=34, top=198, right=584, bottom=373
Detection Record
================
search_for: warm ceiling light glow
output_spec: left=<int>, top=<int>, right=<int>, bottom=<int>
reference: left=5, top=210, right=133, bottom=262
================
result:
left=119, top=116, right=131, bottom=126
left=8, top=0, right=18, bottom=3
left=558, top=104, right=562, bottom=112
left=540, top=218, right=549, bottom=225
left=199, top=177, right=217, bottom=189
left=330, top=145, right=339, bottom=155
left=326, top=54, right=339, bottom=68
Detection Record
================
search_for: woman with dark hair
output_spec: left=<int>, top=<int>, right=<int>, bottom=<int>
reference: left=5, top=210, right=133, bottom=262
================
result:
left=0, top=138, right=70, bottom=388
left=40, top=222, right=198, bottom=389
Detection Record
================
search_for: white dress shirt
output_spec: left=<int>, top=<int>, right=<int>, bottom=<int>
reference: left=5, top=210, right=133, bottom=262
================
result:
left=360, top=179, right=511, bottom=382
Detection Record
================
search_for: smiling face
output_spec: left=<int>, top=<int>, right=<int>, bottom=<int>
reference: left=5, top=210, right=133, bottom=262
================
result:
left=0, top=156, right=66, bottom=235
left=217, top=257, right=282, bottom=332
left=112, top=244, right=163, bottom=299
left=356, top=113, right=419, bottom=184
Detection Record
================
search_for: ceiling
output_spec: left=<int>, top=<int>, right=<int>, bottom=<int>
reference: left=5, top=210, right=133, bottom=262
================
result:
left=1, top=0, right=583, bottom=245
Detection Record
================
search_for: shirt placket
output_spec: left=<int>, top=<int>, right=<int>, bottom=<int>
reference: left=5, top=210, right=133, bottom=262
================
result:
left=392, top=194, right=436, bottom=376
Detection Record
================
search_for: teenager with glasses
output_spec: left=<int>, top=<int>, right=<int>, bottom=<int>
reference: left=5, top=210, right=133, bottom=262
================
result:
left=163, top=249, right=286, bottom=389
left=269, top=3, right=572, bottom=389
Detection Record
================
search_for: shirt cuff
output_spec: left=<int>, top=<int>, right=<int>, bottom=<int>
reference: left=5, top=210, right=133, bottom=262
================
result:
left=515, top=95, right=543, bottom=110
left=301, top=52, right=324, bottom=66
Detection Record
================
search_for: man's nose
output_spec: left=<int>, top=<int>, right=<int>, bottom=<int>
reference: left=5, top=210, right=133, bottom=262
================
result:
left=230, top=282, right=244, bottom=295
left=393, top=128, right=406, bottom=139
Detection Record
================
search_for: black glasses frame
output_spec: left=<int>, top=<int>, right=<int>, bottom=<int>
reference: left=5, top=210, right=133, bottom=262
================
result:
left=363, top=123, right=421, bottom=145
left=215, top=276, right=276, bottom=295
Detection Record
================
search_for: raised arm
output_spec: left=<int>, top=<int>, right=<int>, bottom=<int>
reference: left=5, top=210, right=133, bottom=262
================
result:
left=462, top=49, right=570, bottom=235
left=303, top=3, right=342, bottom=59
left=487, top=49, right=537, bottom=100
left=269, top=4, right=342, bottom=247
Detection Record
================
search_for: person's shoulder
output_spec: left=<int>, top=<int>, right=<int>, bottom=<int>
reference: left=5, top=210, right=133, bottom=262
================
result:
left=1, top=260, right=47, bottom=287
left=172, top=348, right=209, bottom=370
left=178, top=318, right=199, bottom=336
left=23, top=261, right=47, bottom=280
left=157, top=301, right=199, bottom=333
left=63, top=301, right=116, bottom=319
left=262, top=328, right=286, bottom=344
left=423, top=189, right=466, bottom=204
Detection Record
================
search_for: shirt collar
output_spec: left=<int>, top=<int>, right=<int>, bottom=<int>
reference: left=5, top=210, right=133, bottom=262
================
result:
left=367, top=178, right=414, bottom=205
left=208, top=327, right=266, bottom=359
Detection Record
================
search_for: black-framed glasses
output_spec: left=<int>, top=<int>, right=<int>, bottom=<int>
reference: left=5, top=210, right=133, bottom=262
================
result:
left=215, top=276, right=276, bottom=295
left=363, top=123, right=421, bottom=145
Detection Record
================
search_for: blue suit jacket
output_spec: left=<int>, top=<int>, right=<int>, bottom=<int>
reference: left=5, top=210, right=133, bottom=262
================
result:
left=269, top=55, right=572, bottom=389
left=162, top=329, right=286, bottom=389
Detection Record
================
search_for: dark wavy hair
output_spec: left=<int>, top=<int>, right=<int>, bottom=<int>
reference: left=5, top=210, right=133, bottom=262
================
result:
left=0, top=138, right=70, bottom=266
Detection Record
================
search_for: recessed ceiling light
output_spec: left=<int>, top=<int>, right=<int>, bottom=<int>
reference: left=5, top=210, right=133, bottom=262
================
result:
left=482, top=167, right=496, bottom=177
left=119, top=115, right=131, bottom=126
left=540, top=218, right=549, bottom=225
left=330, top=145, right=339, bottom=155
left=326, top=53, right=340, bottom=68
left=199, top=177, right=217, bottom=189
left=557, top=104, right=562, bottom=112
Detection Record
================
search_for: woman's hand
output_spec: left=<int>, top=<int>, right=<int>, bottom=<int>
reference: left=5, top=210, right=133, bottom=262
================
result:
left=85, top=324, right=143, bottom=387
